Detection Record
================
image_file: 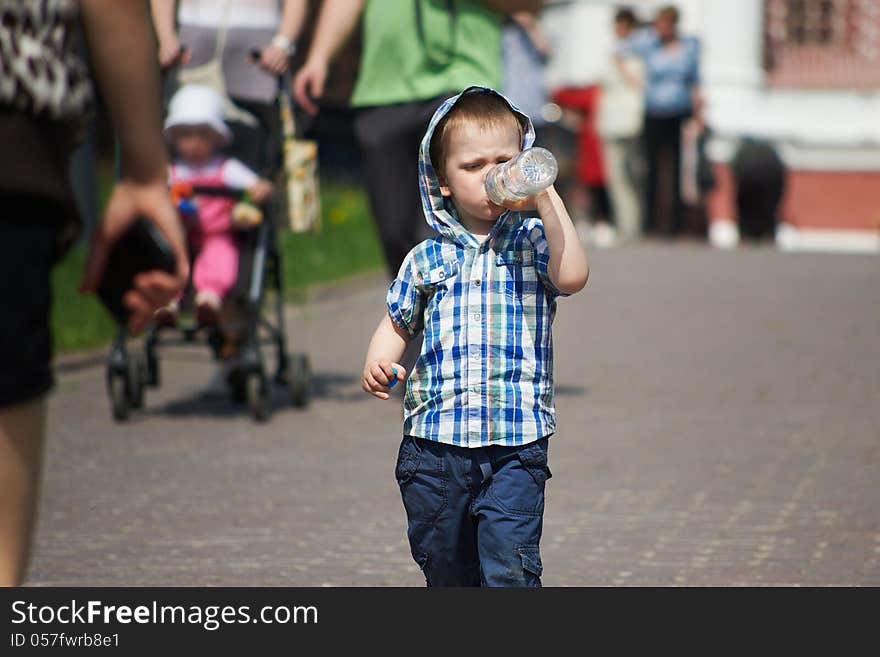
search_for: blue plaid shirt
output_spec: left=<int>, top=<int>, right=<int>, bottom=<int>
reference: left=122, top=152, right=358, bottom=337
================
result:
left=386, top=87, right=571, bottom=448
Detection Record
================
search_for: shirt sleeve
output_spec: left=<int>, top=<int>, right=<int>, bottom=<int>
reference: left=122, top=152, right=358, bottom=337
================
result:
left=616, top=28, right=655, bottom=58
left=686, top=37, right=702, bottom=86
left=386, top=250, right=426, bottom=336
left=525, top=217, right=570, bottom=298
left=221, top=158, right=260, bottom=190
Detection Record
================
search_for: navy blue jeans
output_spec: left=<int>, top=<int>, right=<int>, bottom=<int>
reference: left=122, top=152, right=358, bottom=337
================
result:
left=395, top=435, right=551, bottom=587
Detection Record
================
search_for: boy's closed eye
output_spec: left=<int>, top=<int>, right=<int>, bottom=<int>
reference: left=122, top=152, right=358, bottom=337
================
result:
left=461, top=156, right=511, bottom=171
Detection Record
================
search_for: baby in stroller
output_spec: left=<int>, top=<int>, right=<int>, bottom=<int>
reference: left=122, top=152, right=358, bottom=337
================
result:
left=106, top=81, right=310, bottom=422
left=156, top=84, right=272, bottom=327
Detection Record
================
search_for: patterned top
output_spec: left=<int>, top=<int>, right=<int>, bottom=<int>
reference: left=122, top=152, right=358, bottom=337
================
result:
left=386, top=87, right=570, bottom=448
left=0, top=0, right=93, bottom=139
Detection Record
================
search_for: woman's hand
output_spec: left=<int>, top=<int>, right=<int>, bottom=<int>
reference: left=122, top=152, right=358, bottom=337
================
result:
left=292, top=57, right=329, bottom=115
left=81, top=179, right=189, bottom=335
left=258, top=44, right=290, bottom=75
left=157, top=33, right=190, bottom=70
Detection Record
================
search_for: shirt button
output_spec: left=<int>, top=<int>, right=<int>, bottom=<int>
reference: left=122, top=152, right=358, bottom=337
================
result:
left=473, top=312, right=481, bottom=321
left=470, top=351, right=479, bottom=359
left=474, top=279, right=481, bottom=286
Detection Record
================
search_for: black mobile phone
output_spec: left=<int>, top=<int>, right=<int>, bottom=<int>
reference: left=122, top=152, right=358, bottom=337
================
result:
left=97, top=218, right=177, bottom=324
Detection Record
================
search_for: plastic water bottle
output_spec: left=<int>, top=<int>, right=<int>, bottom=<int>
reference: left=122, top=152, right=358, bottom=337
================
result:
left=485, top=147, right=558, bottom=206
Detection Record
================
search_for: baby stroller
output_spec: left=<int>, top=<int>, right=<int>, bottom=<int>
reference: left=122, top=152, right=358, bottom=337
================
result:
left=104, top=72, right=311, bottom=423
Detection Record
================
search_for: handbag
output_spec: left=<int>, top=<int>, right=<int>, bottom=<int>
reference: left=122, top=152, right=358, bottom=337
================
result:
left=279, top=91, right=321, bottom=233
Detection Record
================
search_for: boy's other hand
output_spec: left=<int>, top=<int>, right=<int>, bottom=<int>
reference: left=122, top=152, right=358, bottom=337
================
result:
left=362, top=360, right=407, bottom=400
left=248, top=179, right=274, bottom=204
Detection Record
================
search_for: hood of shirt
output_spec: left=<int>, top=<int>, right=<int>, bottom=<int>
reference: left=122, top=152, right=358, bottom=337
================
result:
left=418, top=86, right=535, bottom=249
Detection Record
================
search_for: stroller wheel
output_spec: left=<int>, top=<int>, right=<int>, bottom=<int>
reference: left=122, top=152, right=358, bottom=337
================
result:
left=287, top=354, right=311, bottom=408
left=109, top=373, right=129, bottom=422
left=145, top=345, right=160, bottom=387
left=228, top=368, right=247, bottom=403
left=246, top=372, right=271, bottom=422
left=128, top=355, right=146, bottom=409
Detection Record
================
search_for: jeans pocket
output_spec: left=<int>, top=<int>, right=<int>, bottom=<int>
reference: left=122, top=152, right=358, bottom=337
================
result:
left=516, top=545, right=543, bottom=587
left=395, top=436, right=420, bottom=485
left=489, top=440, right=549, bottom=517
left=397, top=437, right=447, bottom=522
left=518, top=439, right=552, bottom=486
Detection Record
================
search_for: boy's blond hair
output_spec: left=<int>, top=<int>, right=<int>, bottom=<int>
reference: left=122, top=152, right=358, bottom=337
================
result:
left=429, top=91, right=524, bottom=176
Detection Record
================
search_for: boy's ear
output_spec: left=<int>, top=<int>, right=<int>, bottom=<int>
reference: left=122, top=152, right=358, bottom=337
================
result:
left=437, top=171, right=451, bottom=198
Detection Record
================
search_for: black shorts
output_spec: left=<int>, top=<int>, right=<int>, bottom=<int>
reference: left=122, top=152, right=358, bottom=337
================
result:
left=0, top=196, right=62, bottom=408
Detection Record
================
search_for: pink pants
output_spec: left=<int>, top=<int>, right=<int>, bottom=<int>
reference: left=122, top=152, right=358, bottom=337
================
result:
left=169, top=160, right=240, bottom=302
left=192, top=232, right=238, bottom=299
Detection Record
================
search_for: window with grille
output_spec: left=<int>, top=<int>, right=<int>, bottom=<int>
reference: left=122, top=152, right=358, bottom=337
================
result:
left=764, top=0, right=880, bottom=88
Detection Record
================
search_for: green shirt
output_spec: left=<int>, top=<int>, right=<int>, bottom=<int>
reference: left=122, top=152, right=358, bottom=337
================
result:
left=351, top=0, right=503, bottom=108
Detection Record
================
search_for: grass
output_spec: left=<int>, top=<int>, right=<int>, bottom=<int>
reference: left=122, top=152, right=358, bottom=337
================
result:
left=51, top=247, right=119, bottom=353
left=279, top=183, right=385, bottom=296
left=51, top=181, right=384, bottom=354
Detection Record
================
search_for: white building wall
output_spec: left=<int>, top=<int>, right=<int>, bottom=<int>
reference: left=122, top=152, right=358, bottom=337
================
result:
left=541, top=1, right=615, bottom=88
left=540, top=0, right=880, bottom=169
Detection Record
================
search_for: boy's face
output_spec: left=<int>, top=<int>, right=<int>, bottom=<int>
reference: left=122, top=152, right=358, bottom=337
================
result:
left=438, top=121, right=521, bottom=231
left=172, top=125, right=221, bottom=166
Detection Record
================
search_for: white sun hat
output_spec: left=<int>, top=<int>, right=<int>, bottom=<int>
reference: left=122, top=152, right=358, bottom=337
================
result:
left=163, top=84, right=233, bottom=145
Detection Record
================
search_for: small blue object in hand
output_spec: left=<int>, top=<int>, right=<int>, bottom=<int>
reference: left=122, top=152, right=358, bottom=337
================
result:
left=388, top=367, right=398, bottom=388
left=178, top=198, right=198, bottom=215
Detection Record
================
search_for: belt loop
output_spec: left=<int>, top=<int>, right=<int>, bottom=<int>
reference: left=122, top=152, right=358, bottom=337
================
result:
left=478, top=448, right=493, bottom=484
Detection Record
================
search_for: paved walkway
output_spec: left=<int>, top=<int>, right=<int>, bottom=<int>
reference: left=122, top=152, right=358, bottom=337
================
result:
left=28, top=242, right=879, bottom=586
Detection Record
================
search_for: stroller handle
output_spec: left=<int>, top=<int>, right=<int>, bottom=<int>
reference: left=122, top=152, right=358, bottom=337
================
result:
left=170, top=182, right=248, bottom=201
left=190, top=185, right=248, bottom=199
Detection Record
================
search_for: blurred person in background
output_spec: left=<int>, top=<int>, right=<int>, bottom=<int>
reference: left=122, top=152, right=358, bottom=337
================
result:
left=617, top=4, right=702, bottom=237
left=501, top=10, right=552, bottom=147
left=597, top=6, right=645, bottom=244
left=731, top=138, right=786, bottom=242
left=0, top=0, right=188, bottom=586
left=150, top=0, right=308, bottom=180
left=293, top=0, right=544, bottom=278
left=551, top=84, right=614, bottom=248
left=151, top=0, right=307, bottom=372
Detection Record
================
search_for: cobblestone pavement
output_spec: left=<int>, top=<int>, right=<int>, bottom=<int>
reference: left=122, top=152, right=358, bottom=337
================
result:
left=27, top=242, right=879, bottom=586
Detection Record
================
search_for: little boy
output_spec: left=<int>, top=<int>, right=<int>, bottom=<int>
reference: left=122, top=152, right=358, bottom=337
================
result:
left=362, top=87, right=589, bottom=587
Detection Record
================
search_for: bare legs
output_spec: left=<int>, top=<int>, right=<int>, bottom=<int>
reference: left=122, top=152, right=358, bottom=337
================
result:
left=0, top=397, right=46, bottom=586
